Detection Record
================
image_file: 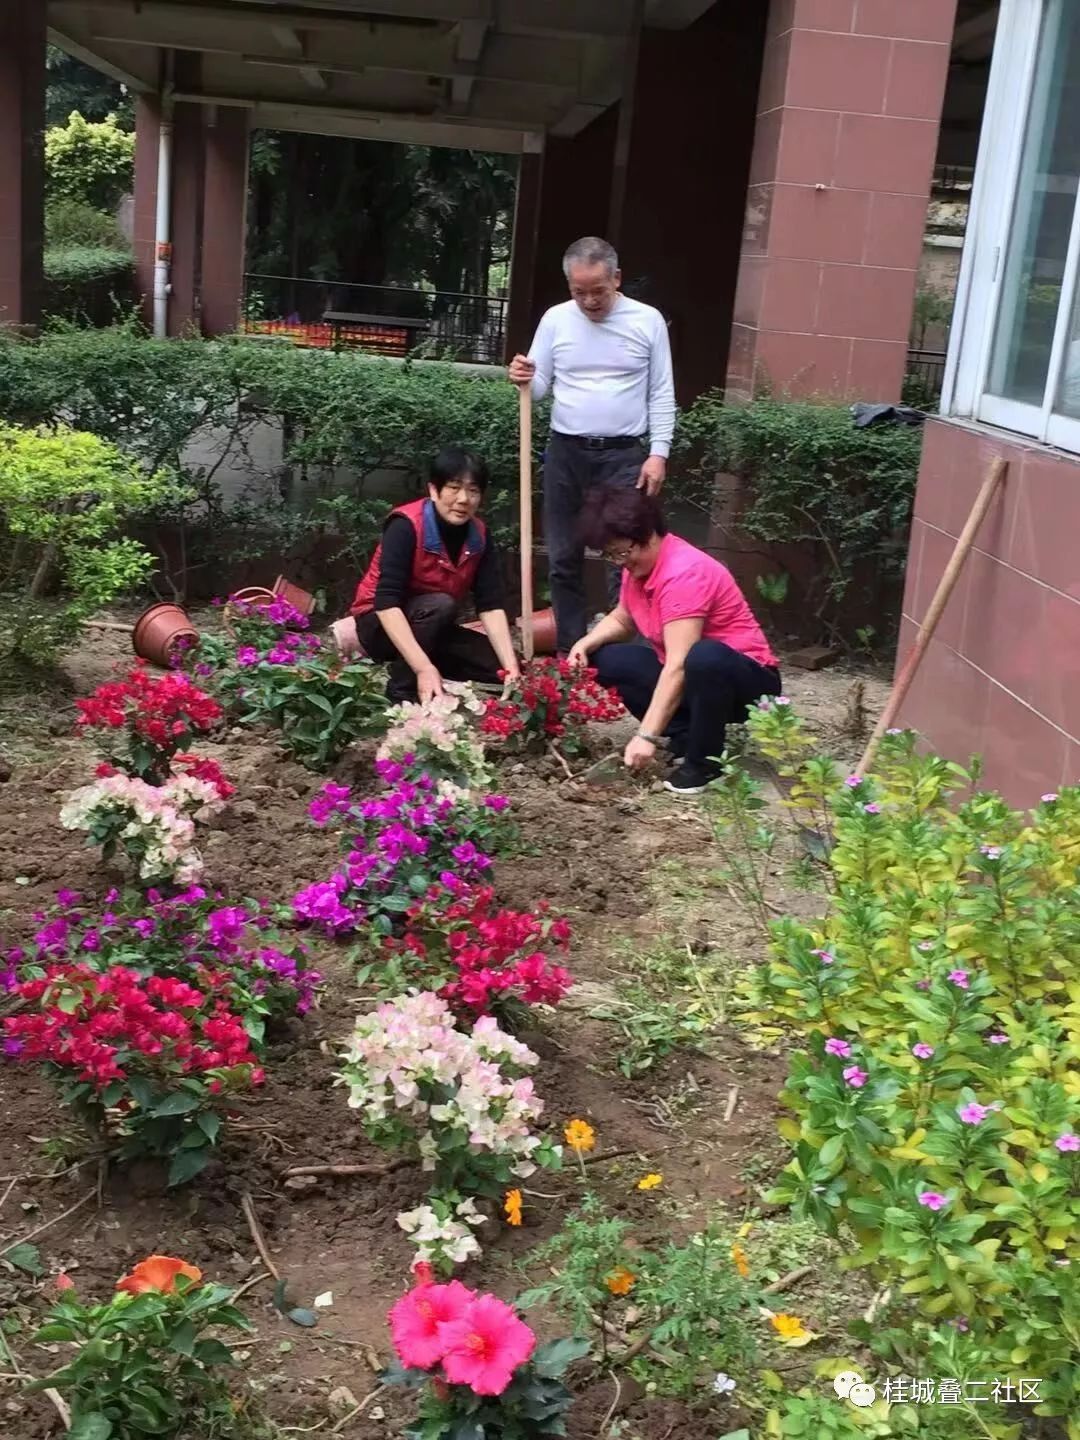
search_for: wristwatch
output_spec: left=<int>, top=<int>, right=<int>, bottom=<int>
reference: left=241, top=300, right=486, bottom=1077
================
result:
left=636, top=731, right=669, bottom=748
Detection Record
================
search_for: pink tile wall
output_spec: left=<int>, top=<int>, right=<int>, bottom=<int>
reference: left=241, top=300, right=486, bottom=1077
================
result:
left=897, top=419, right=1080, bottom=806
left=727, top=0, right=958, bottom=401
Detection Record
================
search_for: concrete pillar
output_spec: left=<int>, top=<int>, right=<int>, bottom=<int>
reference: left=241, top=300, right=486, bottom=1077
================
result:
left=201, top=106, right=250, bottom=336
left=0, top=0, right=46, bottom=330
left=168, top=100, right=205, bottom=336
left=530, top=109, right=618, bottom=320
left=505, top=147, right=543, bottom=359
left=727, top=0, right=959, bottom=402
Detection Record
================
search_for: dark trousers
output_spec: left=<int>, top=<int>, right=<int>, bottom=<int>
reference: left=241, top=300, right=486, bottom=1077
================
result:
left=542, top=431, right=646, bottom=655
left=593, top=639, right=782, bottom=767
left=355, top=593, right=502, bottom=701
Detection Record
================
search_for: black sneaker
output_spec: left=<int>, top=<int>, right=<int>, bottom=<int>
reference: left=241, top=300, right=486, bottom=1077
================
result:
left=663, top=761, right=722, bottom=795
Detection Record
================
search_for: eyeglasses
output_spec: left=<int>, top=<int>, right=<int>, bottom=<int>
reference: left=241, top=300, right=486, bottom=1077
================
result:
left=603, top=543, right=636, bottom=565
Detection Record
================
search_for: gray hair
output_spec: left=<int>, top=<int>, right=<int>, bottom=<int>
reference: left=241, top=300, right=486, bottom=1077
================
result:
left=562, top=236, right=618, bottom=278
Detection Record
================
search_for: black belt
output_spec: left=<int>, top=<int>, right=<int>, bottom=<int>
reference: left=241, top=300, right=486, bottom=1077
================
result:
left=552, top=431, right=643, bottom=451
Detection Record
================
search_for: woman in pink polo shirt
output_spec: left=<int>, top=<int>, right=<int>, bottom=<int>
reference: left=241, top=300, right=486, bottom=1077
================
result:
left=568, top=485, right=781, bottom=794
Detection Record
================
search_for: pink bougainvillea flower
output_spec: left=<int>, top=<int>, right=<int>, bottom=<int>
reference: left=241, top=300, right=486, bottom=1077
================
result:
left=824, top=1038, right=852, bottom=1058
left=438, top=1293, right=536, bottom=1396
left=918, top=1191, right=949, bottom=1211
left=842, top=1065, right=868, bottom=1088
left=958, top=1102, right=989, bottom=1125
left=389, top=1280, right=472, bottom=1371
left=1056, top=1132, right=1080, bottom=1152
left=947, top=969, right=970, bottom=989
left=912, top=1043, right=935, bottom=1060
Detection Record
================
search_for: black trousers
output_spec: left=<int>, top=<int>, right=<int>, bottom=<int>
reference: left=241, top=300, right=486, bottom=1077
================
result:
left=542, top=431, right=645, bottom=655
left=355, top=593, right=502, bottom=702
left=593, top=639, right=782, bottom=767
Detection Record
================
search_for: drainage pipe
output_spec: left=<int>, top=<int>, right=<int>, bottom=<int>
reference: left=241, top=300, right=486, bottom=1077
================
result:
left=152, top=53, right=175, bottom=338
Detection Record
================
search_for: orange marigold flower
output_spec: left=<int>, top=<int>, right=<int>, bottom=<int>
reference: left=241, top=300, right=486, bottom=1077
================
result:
left=770, top=1312, right=810, bottom=1341
left=636, top=1173, right=663, bottom=1191
left=564, top=1118, right=596, bottom=1154
left=605, top=1268, right=636, bottom=1296
left=504, top=1188, right=523, bottom=1226
left=116, top=1255, right=203, bottom=1295
left=731, top=1242, right=750, bottom=1278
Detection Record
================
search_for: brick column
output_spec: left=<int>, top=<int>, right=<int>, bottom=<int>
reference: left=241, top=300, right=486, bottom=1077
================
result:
left=0, top=0, right=45, bottom=330
left=132, top=96, right=161, bottom=330
left=168, top=101, right=205, bottom=336
left=201, top=107, right=250, bottom=336
left=727, top=0, right=959, bottom=401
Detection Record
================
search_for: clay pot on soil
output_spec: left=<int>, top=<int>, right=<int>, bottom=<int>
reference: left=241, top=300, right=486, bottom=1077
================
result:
left=516, top=607, right=557, bottom=656
left=132, top=602, right=199, bottom=668
left=272, top=575, right=316, bottom=617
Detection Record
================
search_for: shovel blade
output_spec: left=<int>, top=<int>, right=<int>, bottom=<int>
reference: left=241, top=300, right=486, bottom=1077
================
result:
left=577, top=754, right=625, bottom=786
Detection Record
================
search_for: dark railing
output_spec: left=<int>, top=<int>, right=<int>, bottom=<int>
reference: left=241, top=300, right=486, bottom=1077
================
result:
left=903, top=348, right=948, bottom=409
left=240, top=273, right=507, bottom=365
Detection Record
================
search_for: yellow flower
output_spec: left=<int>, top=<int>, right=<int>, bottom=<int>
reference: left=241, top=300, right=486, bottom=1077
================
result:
left=731, top=1242, right=750, bottom=1279
left=504, top=1188, right=523, bottom=1227
left=636, top=1173, right=663, bottom=1191
left=564, top=1118, right=596, bottom=1154
left=605, top=1267, right=636, bottom=1296
left=770, top=1313, right=811, bottom=1343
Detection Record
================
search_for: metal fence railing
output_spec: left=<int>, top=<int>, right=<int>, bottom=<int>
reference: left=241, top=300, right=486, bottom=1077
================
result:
left=240, top=273, right=508, bottom=365
left=904, top=348, right=948, bottom=408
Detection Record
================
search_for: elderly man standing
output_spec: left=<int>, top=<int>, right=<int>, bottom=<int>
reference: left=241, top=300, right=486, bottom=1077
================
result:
left=508, top=236, right=675, bottom=657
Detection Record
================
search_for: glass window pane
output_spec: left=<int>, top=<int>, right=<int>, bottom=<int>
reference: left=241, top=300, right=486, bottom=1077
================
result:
left=986, top=0, right=1080, bottom=408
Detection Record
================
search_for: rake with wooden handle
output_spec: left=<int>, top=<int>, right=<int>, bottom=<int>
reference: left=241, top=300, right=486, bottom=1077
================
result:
left=518, top=383, right=535, bottom=663
left=855, top=455, right=1009, bottom=779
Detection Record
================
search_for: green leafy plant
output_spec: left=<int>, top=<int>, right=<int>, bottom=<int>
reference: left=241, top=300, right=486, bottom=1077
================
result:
left=29, top=1255, right=252, bottom=1440
left=43, top=246, right=135, bottom=325
left=674, top=396, right=920, bottom=643
left=45, top=110, right=134, bottom=210
left=731, top=704, right=1080, bottom=1418
left=0, top=422, right=172, bottom=667
left=756, top=571, right=790, bottom=605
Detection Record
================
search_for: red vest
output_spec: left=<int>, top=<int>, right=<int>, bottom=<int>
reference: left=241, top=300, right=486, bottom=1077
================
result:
left=350, top=498, right=487, bottom=617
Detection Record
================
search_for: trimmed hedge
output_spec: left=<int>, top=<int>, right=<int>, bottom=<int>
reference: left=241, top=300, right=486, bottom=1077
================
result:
left=43, top=246, right=136, bottom=325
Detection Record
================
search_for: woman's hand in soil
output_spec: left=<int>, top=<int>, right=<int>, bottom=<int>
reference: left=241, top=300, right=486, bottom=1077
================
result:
left=417, top=665, right=445, bottom=705
left=566, top=640, right=590, bottom=669
left=623, top=735, right=656, bottom=771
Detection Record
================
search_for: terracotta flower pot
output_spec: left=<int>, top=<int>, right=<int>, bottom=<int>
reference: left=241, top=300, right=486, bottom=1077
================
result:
left=132, top=603, right=199, bottom=669
left=273, top=575, right=316, bottom=617
left=516, top=607, right=557, bottom=656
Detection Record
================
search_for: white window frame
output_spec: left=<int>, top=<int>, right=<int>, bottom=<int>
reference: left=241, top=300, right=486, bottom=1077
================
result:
left=944, top=0, right=1080, bottom=453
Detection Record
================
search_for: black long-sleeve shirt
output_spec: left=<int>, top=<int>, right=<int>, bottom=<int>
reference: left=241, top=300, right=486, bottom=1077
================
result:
left=373, top=513, right=505, bottom=613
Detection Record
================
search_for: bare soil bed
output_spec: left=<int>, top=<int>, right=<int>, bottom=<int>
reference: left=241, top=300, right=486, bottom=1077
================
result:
left=0, top=628, right=888, bottom=1439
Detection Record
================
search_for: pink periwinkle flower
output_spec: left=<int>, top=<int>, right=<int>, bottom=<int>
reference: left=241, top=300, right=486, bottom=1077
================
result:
left=915, top=978, right=931, bottom=991
left=1055, top=1132, right=1080, bottom=1153
left=917, top=940, right=934, bottom=952
left=986, top=1033, right=1010, bottom=1045
left=863, top=802, right=882, bottom=815
left=235, top=645, right=259, bottom=668
left=959, top=1102, right=990, bottom=1125
left=980, top=844, right=1002, bottom=861
left=775, top=696, right=790, bottom=706
left=811, top=949, right=835, bottom=965
left=948, top=969, right=970, bottom=989
left=918, top=1191, right=949, bottom=1211
left=843, top=1065, right=868, bottom=1088
left=912, top=1043, right=935, bottom=1060
left=1041, top=793, right=1059, bottom=804
left=844, top=775, right=862, bottom=789
left=825, top=1038, right=852, bottom=1058
left=437, top=1293, right=536, bottom=1396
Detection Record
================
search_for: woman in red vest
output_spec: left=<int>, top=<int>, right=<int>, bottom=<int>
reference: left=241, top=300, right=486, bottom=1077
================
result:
left=347, top=447, right=520, bottom=703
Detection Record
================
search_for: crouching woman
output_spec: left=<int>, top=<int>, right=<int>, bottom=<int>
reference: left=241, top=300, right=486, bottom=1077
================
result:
left=568, top=485, right=782, bottom=794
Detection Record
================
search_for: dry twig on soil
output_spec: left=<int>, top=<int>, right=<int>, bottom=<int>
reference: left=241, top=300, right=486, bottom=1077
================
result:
left=240, top=1192, right=281, bottom=1282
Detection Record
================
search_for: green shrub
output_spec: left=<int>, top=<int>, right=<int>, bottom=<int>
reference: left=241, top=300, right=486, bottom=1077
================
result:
left=43, top=246, right=136, bottom=325
left=733, top=701, right=1080, bottom=1423
left=45, top=197, right=129, bottom=251
left=0, top=422, right=174, bottom=667
left=0, top=326, right=539, bottom=601
left=45, top=110, right=134, bottom=210
left=674, top=394, right=921, bottom=640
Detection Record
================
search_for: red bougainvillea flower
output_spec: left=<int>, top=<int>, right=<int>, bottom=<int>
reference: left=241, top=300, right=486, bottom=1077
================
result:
left=437, top=1292, right=536, bottom=1395
left=389, top=1279, right=472, bottom=1370
left=116, top=1255, right=203, bottom=1294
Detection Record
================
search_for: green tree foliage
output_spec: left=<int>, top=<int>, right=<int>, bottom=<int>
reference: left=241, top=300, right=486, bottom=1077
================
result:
left=46, top=45, right=131, bottom=128
left=45, top=111, right=135, bottom=211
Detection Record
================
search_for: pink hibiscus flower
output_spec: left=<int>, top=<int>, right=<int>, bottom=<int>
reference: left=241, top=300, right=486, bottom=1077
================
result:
left=389, top=1280, right=472, bottom=1371
left=438, top=1293, right=536, bottom=1396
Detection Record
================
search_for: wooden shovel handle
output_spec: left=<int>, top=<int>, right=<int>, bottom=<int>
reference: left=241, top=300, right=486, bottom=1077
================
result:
left=855, top=455, right=1008, bottom=778
left=519, top=384, right=535, bottom=662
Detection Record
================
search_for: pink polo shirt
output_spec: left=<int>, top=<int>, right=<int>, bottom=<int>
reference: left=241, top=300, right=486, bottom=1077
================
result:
left=619, top=533, right=779, bottom=668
